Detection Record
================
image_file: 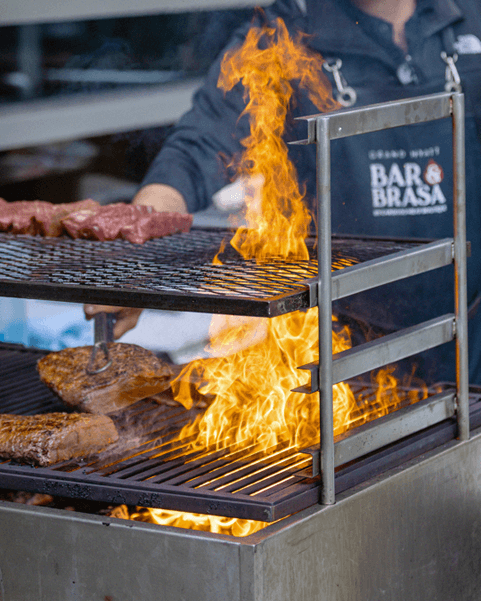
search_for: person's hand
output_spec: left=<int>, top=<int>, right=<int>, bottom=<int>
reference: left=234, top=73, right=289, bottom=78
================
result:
left=133, top=183, right=188, bottom=213
left=84, top=304, right=143, bottom=339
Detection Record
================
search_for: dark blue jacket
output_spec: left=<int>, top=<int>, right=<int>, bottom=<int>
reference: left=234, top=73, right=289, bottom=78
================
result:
left=142, top=0, right=481, bottom=385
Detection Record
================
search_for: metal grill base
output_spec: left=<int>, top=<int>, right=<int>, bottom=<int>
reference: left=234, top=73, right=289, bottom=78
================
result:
left=1, top=426, right=481, bottom=601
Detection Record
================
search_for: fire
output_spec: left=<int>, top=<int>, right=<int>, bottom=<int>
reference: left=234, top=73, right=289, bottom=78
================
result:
left=172, top=17, right=351, bottom=453
left=173, top=309, right=357, bottom=452
left=217, top=17, right=337, bottom=262
left=111, top=505, right=268, bottom=537
left=121, top=18, right=426, bottom=536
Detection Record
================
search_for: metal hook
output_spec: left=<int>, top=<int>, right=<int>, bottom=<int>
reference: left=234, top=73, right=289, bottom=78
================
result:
left=323, top=59, right=357, bottom=108
left=86, top=341, right=113, bottom=375
left=441, top=51, right=462, bottom=93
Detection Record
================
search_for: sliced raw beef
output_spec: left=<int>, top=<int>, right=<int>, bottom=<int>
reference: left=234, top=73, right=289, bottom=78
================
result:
left=0, top=198, right=100, bottom=236
left=62, top=203, right=193, bottom=244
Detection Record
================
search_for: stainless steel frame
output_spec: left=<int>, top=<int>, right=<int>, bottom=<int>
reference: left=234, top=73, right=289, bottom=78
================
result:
left=295, top=92, right=469, bottom=504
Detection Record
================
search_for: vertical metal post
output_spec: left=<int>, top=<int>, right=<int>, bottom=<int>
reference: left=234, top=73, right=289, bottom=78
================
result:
left=316, top=117, right=335, bottom=504
left=452, top=92, right=469, bottom=441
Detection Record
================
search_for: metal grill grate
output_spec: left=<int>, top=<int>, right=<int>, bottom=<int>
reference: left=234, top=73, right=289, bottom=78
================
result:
left=1, top=346, right=479, bottom=522
left=0, top=231, right=420, bottom=316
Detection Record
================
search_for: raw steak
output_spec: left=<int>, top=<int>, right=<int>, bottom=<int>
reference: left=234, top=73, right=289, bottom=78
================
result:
left=61, top=203, right=193, bottom=244
left=37, top=343, right=174, bottom=414
left=0, top=412, right=118, bottom=466
left=0, top=198, right=100, bottom=236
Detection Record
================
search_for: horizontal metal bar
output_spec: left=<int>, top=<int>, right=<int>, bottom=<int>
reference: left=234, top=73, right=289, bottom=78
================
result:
left=297, top=92, right=453, bottom=141
left=0, top=278, right=309, bottom=318
left=297, top=314, right=455, bottom=393
left=0, top=79, right=203, bottom=151
left=1, top=0, right=273, bottom=25
left=46, top=68, right=183, bottom=85
left=305, top=238, right=454, bottom=307
left=0, top=461, right=280, bottom=521
left=332, top=314, right=456, bottom=384
left=334, top=390, right=456, bottom=467
left=300, top=390, right=456, bottom=476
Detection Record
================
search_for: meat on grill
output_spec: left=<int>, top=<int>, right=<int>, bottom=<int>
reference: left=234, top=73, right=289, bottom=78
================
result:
left=0, top=412, right=119, bottom=466
left=0, top=198, right=193, bottom=244
left=62, top=203, right=193, bottom=244
left=37, top=343, right=175, bottom=414
left=0, top=198, right=100, bottom=236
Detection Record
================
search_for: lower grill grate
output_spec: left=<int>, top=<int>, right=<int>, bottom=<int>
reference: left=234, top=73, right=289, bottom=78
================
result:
left=1, top=345, right=480, bottom=522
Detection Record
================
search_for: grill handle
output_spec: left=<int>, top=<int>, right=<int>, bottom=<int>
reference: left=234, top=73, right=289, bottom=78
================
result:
left=94, top=312, right=116, bottom=344
left=86, top=312, right=116, bottom=375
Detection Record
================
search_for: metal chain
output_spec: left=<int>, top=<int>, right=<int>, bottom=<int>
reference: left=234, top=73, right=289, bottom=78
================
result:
left=441, top=51, right=462, bottom=93
left=322, top=59, right=357, bottom=107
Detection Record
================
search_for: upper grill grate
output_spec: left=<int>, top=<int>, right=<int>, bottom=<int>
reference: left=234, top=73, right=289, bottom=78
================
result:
left=0, top=230, right=420, bottom=316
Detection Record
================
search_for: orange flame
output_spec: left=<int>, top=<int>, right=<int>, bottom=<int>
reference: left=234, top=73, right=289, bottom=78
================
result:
left=118, top=505, right=267, bottom=537
left=174, top=310, right=358, bottom=452
left=217, top=17, right=337, bottom=262
left=171, top=18, right=351, bottom=453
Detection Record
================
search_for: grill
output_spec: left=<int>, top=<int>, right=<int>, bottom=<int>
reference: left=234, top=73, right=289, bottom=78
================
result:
left=0, top=91, right=478, bottom=601
left=0, top=92, right=470, bottom=520
left=1, top=344, right=480, bottom=522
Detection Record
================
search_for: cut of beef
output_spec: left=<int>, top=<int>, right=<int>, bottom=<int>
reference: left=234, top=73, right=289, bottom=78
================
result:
left=37, top=343, right=175, bottom=414
left=0, top=412, right=119, bottom=466
left=0, top=199, right=192, bottom=243
left=41, top=199, right=100, bottom=236
left=0, top=198, right=100, bottom=236
left=0, top=199, right=53, bottom=235
left=61, top=203, right=193, bottom=244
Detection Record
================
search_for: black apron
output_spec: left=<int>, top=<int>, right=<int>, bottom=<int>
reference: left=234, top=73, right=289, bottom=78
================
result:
left=290, top=51, right=481, bottom=385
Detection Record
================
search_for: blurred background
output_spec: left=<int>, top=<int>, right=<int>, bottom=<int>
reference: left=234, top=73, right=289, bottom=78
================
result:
left=0, top=0, right=272, bottom=359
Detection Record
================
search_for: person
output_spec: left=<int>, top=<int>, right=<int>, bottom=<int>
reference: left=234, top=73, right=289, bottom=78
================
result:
left=85, top=0, right=481, bottom=385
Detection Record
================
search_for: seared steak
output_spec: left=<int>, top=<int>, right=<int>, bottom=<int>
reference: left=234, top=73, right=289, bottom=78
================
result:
left=0, top=412, right=118, bottom=466
left=37, top=343, right=174, bottom=414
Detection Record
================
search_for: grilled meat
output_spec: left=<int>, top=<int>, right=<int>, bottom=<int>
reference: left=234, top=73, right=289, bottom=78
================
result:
left=37, top=343, right=174, bottom=414
left=0, top=412, right=118, bottom=466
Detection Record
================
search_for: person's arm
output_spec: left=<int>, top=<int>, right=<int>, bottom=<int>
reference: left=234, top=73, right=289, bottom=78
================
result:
left=84, top=304, right=143, bottom=339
